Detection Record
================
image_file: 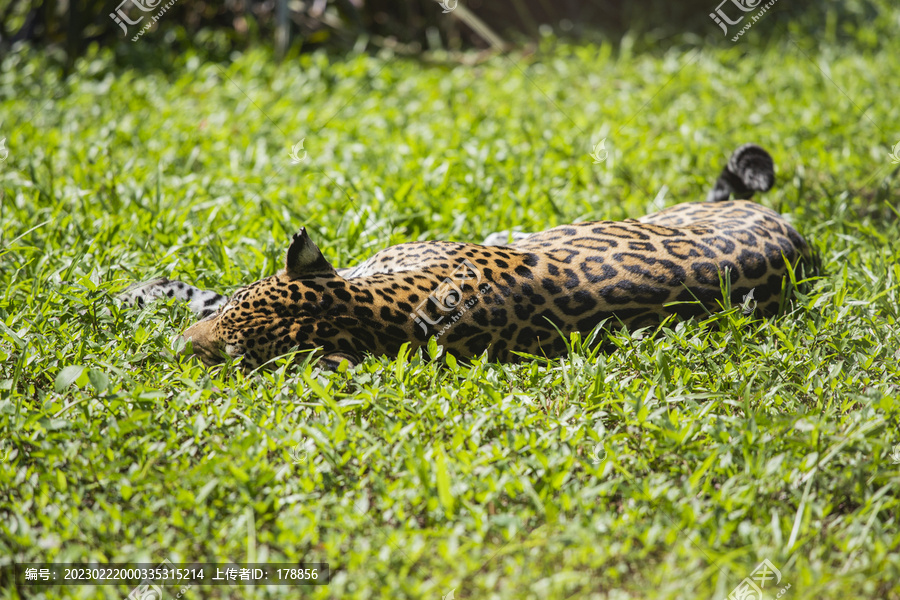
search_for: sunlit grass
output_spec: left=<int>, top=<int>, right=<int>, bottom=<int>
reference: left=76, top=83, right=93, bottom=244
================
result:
left=1, top=14, right=900, bottom=599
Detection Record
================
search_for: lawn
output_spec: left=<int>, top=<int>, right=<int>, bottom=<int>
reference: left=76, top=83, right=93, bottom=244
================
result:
left=1, top=4, right=900, bottom=599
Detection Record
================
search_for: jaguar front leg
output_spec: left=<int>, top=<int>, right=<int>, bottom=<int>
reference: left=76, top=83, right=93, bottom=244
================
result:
left=120, top=277, right=228, bottom=319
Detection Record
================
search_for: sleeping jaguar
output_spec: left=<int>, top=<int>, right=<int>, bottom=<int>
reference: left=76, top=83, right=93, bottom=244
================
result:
left=122, top=144, right=816, bottom=369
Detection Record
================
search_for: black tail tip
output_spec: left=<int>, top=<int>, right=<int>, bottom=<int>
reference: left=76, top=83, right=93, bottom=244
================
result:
left=729, top=143, right=775, bottom=192
left=707, top=143, right=775, bottom=202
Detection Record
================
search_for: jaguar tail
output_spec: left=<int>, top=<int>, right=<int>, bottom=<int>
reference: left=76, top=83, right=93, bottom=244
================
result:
left=707, top=143, right=775, bottom=202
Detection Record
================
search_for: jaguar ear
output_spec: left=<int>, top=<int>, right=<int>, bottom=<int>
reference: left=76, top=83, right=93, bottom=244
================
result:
left=285, top=228, right=337, bottom=278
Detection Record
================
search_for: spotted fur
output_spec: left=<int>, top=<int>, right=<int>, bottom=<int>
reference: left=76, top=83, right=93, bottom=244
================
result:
left=123, top=144, right=816, bottom=369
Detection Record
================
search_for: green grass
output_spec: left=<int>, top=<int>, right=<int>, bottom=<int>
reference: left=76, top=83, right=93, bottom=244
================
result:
left=2, top=10, right=900, bottom=599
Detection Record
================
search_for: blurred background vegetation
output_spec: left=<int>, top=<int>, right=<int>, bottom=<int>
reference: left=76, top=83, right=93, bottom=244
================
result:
left=0, top=0, right=893, bottom=72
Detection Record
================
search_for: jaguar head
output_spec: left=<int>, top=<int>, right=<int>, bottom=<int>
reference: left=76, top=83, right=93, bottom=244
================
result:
left=180, top=229, right=360, bottom=370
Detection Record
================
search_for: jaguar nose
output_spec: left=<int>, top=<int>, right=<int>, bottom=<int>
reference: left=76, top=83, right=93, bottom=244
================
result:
left=179, top=320, right=225, bottom=366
